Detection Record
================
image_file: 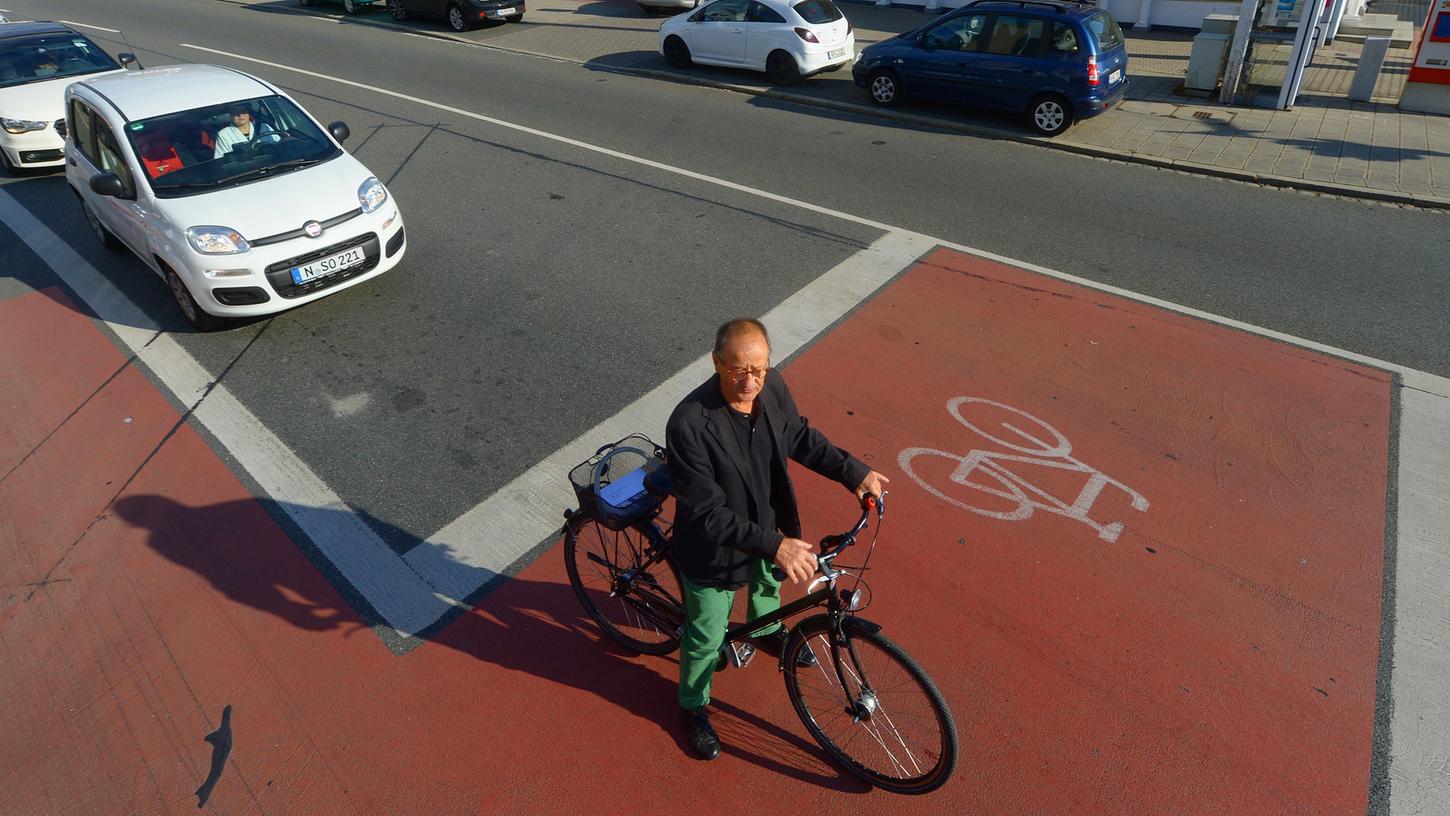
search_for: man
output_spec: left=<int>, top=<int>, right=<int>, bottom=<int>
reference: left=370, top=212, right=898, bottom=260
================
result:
left=665, top=318, right=888, bottom=761
left=212, top=103, right=277, bottom=158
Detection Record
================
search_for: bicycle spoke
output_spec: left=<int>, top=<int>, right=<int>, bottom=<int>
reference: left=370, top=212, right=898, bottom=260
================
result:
left=567, top=518, right=683, bottom=654
left=785, top=622, right=955, bottom=792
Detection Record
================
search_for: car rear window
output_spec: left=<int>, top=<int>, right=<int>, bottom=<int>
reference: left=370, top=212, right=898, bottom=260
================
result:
left=793, top=0, right=843, bottom=24
left=1085, top=11, right=1124, bottom=51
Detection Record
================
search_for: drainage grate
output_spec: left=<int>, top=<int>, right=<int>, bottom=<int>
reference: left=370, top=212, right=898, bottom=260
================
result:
left=1192, top=111, right=1214, bottom=119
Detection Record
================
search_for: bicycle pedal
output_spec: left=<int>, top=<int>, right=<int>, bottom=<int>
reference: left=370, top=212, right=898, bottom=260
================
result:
left=729, top=641, right=757, bottom=669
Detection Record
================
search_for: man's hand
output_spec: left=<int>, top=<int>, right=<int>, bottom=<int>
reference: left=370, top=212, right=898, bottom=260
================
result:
left=774, top=537, right=818, bottom=585
left=855, top=470, right=891, bottom=503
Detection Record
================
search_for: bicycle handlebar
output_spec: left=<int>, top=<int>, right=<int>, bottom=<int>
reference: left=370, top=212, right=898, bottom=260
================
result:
left=770, top=493, right=885, bottom=582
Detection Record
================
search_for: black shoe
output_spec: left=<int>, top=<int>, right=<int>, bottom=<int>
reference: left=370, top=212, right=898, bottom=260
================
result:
left=683, top=706, right=720, bottom=760
left=756, top=629, right=817, bottom=668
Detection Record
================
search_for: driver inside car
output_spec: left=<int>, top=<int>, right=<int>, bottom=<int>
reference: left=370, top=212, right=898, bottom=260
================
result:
left=212, top=102, right=278, bottom=158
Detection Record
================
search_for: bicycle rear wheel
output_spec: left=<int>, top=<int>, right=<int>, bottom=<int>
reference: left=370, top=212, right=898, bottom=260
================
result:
left=564, top=516, right=684, bottom=655
left=783, top=616, right=958, bottom=794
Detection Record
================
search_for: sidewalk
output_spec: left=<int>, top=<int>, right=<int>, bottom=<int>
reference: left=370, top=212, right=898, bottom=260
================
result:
left=353, top=0, right=1450, bottom=207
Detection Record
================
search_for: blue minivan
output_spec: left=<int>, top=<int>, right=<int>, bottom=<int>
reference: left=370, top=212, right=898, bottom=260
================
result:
left=851, top=1, right=1128, bottom=136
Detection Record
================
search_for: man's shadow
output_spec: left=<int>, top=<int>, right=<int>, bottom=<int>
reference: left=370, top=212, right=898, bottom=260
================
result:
left=112, top=494, right=866, bottom=792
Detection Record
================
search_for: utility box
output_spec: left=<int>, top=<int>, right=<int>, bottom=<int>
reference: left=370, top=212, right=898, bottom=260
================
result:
left=1187, top=32, right=1232, bottom=90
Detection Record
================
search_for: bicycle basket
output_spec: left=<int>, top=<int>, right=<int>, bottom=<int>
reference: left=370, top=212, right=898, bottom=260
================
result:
left=569, top=434, right=667, bottom=530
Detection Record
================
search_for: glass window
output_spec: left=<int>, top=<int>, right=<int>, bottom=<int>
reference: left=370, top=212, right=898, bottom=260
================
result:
left=792, top=0, right=842, bottom=24
left=95, top=123, right=134, bottom=194
left=747, top=1, right=787, bottom=23
left=922, top=14, right=987, bottom=53
left=984, top=14, right=1046, bottom=57
left=1086, top=11, right=1123, bottom=50
left=701, top=0, right=749, bottom=22
left=1050, top=23, right=1080, bottom=54
left=69, top=99, right=97, bottom=164
left=122, top=94, right=341, bottom=197
left=0, top=33, right=121, bottom=88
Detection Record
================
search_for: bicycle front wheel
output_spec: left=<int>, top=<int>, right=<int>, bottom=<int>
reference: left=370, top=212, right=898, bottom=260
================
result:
left=564, top=515, right=684, bottom=655
left=783, top=616, right=958, bottom=794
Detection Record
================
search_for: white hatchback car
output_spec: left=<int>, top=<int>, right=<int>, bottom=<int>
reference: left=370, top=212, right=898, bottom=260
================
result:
left=658, top=0, right=854, bottom=85
left=65, top=64, right=405, bottom=331
left=0, top=21, right=133, bottom=174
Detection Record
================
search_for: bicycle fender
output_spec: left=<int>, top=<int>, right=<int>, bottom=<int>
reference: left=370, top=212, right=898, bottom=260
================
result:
left=780, top=615, right=883, bottom=670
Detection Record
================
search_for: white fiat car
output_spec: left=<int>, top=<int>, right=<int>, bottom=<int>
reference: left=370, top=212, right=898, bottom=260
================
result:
left=65, top=64, right=405, bottom=330
left=1, top=20, right=133, bottom=174
left=658, top=0, right=854, bottom=85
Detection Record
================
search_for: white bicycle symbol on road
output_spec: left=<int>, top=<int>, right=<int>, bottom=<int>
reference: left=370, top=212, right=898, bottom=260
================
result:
left=899, top=397, right=1149, bottom=543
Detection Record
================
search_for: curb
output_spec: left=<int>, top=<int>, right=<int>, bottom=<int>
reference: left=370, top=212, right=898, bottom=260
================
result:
left=229, top=1, right=1450, bottom=211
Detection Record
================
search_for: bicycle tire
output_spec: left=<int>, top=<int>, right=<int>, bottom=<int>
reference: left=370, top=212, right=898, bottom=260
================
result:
left=564, top=515, right=684, bottom=655
left=783, top=616, right=958, bottom=794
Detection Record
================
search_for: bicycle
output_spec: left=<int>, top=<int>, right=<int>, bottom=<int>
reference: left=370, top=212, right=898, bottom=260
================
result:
left=563, top=435, right=959, bottom=795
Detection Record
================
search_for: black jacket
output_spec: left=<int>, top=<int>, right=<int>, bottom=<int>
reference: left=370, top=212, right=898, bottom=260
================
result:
left=665, top=370, right=869, bottom=589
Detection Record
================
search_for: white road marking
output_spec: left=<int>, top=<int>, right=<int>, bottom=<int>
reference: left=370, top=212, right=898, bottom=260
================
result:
left=0, top=189, right=454, bottom=638
left=59, top=20, right=121, bottom=33
left=406, top=231, right=935, bottom=601
left=1390, top=388, right=1450, bottom=816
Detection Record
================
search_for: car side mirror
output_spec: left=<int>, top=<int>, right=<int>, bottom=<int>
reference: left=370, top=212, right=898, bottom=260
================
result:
left=328, top=121, right=350, bottom=144
left=917, top=33, right=932, bottom=50
left=89, top=173, right=127, bottom=198
left=119, top=53, right=138, bottom=68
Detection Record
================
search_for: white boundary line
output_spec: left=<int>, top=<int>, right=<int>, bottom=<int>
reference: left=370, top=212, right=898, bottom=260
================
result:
left=58, top=20, right=121, bottom=33
left=0, top=190, right=455, bottom=637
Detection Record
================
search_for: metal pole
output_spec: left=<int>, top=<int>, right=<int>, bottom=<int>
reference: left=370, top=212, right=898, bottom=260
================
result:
left=1276, top=1, right=1322, bottom=109
left=1220, top=0, right=1260, bottom=105
left=1325, top=0, right=1348, bottom=43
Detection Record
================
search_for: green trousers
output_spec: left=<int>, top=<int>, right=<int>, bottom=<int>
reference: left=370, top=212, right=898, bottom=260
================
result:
left=678, top=559, right=783, bottom=710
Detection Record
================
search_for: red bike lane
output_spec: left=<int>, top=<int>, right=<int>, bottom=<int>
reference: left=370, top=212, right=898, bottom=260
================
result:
left=0, top=243, right=1392, bottom=815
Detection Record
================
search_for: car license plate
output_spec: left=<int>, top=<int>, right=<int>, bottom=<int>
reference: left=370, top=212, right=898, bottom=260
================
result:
left=828, top=47, right=846, bottom=59
left=495, top=7, right=519, bottom=14
left=1109, top=69, right=1122, bottom=84
left=291, top=246, right=365, bottom=285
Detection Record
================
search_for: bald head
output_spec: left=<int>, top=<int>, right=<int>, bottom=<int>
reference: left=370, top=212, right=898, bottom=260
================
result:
left=713, top=318, right=769, bottom=357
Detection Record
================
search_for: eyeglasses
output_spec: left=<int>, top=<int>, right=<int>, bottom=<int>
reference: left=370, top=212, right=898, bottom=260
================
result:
left=723, top=365, right=768, bottom=381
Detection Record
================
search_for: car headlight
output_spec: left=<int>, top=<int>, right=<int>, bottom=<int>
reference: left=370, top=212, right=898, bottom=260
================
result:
left=1, top=117, right=48, bottom=134
left=185, top=226, right=251, bottom=255
left=358, top=177, right=388, bottom=214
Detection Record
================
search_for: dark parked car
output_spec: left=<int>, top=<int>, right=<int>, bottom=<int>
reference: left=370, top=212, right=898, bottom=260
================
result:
left=385, top=0, right=526, bottom=30
left=851, top=0, right=1128, bottom=136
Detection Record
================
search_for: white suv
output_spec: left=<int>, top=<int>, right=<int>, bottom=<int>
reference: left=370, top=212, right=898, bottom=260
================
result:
left=65, top=64, right=406, bottom=330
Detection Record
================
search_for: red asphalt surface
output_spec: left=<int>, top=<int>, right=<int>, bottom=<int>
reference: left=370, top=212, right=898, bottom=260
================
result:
left=0, top=250, right=1391, bottom=815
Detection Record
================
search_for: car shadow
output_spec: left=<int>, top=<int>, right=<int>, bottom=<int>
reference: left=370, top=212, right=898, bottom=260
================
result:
left=112, top=493, right=870, bottom=792
left=582, top=50, right=1041, bottom=138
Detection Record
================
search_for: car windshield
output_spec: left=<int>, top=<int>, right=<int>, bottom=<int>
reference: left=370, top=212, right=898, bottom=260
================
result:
left=0, top=33, right=120, bottom=88
left=125, top=94, right=341, bottom=197
left=792, top=0, right=843, bottom=24
left=1085, top=11, right=1124, bottom=51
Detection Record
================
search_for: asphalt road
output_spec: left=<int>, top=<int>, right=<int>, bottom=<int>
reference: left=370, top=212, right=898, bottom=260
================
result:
left=2, top=0, right=1446, bottom=549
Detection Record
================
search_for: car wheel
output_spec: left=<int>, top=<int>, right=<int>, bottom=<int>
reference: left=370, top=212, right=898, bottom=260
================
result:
left=663, top=36, right=692, bottom=69
left=387, top=0, right=407, bottom=19
left=0, top=149, right=17, bottom=177
left=766, top=50, right=801, bottom=85
left=868, top=69, right=902, bottom=107
left=342, top=0, right=359, bottom=12
left=1027, top=93, right=1074, bottom=137
left=82, top=201, right=122, bottom=251
left=511, top=13, right=524, bottom=22
left=165, top=267, right=225, bottom=332
left=447, top=3, right=474, bottom=31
